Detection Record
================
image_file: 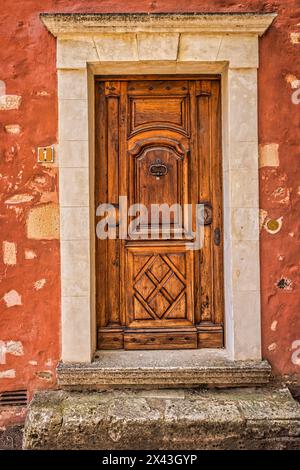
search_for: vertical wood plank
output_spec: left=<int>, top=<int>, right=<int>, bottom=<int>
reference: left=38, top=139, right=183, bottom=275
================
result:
left=119, top=81, right=128, bottom=327
left=197, top=80, right=213, bottom=323
left=189, top=81, right=201, bottom=324
left=106, top=82, right=120, bottom=326
left=211, top=80, right=224, bottom=326
left=95, top=81, right=108, bottom=327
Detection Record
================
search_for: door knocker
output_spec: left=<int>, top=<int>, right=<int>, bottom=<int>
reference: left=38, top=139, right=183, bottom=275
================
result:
left=149, top=159, right=168, bottom=179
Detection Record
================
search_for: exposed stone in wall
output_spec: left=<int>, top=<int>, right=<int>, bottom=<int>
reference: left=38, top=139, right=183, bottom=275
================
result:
left=34, top=279, right=46, bottom=290
left=2, top=241, right=17, bottom=265
left=2, top=290, right=22, bottom=308
left=5, top=341, right=24, bottom=357
left=35, top=371, right=53, bottom=382
left=259, top=143, right=279, bottom=168
left=285, top=73, right=300, bottom=88
left=0, top=370, right=16, bottom=379
left=24, top=249, right=37, bottom=260
left=0, top=95, right=21, bottom=110
left=26, top=204, right=59, bottom=240
left=290, top=32, right=300, bottom=44
left=5, top=194, right=33, bottom=204
left=292, top=341, right=300, bottom=366
left=4, top=124, right=22, bottom=135
left=271, top=320, right=278, bottom=331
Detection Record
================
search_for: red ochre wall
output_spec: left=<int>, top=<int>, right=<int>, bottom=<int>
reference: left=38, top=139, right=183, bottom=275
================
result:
left=0, top=1, right=300, bottom=401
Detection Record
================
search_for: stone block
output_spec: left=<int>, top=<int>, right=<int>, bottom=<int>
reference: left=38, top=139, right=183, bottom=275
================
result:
left=23, top=387, right=300, bottom=450
left=94, top=34, right=138, bottom=61
left=26, top=203, right=59, bottom=240
left=138, top=33, right=179, bottom=60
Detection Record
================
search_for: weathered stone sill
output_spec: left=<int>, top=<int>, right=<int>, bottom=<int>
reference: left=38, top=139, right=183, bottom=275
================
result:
left=57, top=350, right=271, bottom=389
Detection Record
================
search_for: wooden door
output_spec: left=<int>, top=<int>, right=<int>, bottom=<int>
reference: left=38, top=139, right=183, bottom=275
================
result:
left=95, top=76, right=224, bottom=350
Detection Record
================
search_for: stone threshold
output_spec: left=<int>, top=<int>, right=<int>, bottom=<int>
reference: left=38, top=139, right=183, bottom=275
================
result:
left=57, top=349, right=271, bottom=389
left=24, top=386, right=300, bottom=449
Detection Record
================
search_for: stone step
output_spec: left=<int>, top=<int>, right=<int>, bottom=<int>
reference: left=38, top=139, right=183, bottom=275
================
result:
left=24, top=387, right=300, bottom=450
left=57, top=350, right=271, bottom=389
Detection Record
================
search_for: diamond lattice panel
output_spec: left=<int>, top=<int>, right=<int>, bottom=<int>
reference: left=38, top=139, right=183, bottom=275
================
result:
left=133, top=255, right=187, bottom=320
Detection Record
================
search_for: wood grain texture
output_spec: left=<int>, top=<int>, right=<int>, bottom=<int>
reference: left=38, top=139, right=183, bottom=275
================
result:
left=124, top=328, right=197, bottom=350
left=95, top=76, right=224, bottom=350
left=98, top=328, right=124, bottom=350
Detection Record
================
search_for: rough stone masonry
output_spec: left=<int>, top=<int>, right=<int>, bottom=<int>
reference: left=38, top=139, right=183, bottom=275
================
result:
left=24, top=387, right=300, bottom=450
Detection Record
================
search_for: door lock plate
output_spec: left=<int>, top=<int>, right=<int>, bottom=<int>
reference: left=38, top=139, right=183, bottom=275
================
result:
left=198, top=202, right=213, bottom=226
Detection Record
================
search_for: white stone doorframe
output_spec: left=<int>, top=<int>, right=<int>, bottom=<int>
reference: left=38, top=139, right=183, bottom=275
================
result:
left=41, top=12, right=276, bottom=363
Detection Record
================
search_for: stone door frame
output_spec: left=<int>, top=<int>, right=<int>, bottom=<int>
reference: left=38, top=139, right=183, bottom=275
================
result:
left=41, top=12, right=276, bottom=362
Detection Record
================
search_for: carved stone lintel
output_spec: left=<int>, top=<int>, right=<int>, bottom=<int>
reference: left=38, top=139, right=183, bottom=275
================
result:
left=40, top=12, right=277, bottom=37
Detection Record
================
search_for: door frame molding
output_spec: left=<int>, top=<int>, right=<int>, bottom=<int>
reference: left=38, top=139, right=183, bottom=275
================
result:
left=41, top=12, right=276, bottom=362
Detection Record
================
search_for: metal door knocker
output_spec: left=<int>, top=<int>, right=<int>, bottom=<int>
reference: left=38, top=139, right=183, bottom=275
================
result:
left=149, top=159, right=168, bottom=179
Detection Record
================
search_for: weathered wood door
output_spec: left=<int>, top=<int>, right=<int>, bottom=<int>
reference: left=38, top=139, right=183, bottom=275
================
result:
left=95, top=76, right=224, bottom=350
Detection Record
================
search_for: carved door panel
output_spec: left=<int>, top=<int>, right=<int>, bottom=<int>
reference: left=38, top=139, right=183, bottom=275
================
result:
left=95, top=77, right=224, bottom=350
